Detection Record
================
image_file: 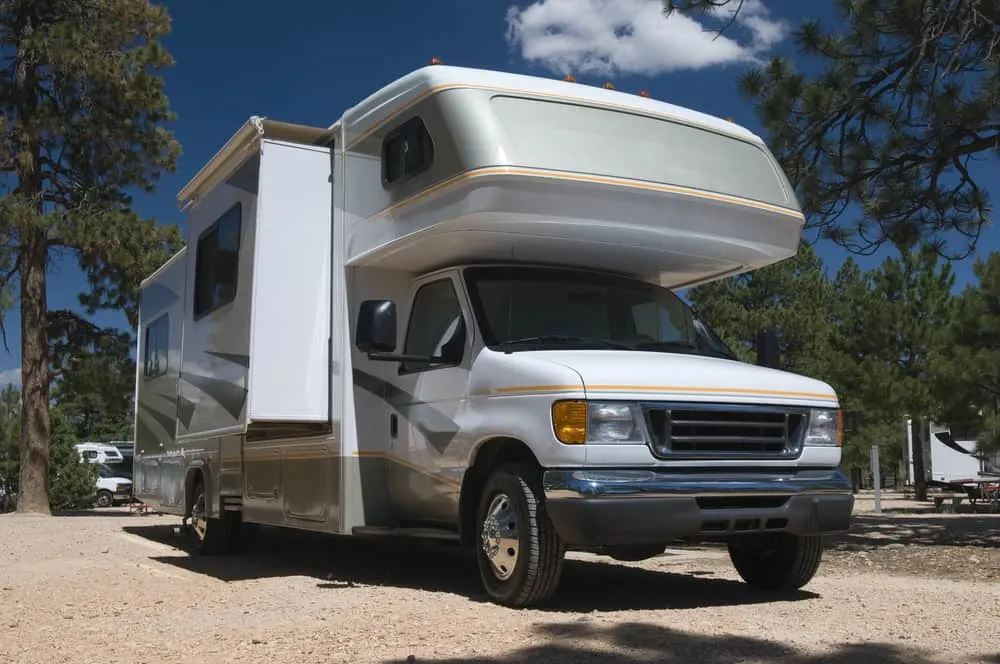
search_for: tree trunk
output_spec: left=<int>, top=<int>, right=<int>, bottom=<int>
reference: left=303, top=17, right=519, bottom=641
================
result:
left=16, top=227, right=51, bottom=514
left=910, top=416, right=928, bottom=502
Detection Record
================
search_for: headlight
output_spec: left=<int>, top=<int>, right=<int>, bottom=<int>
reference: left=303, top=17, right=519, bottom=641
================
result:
left=804, top=409, right=842, bottom=446
left=552, top=400, right=645, bottom=444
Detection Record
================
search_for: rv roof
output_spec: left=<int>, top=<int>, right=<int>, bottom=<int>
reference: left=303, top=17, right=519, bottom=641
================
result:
left=339, top=64, right=761, bottom=145
left=177, top=116, right=336, bottom=209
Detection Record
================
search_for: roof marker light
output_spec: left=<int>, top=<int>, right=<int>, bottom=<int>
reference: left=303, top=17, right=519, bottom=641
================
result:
left=603, top=81, right=615, bottom=89
left=638, top=89, right=650, bottom=97
left=564, top=74, right=576, bottom=82
left=429, top=57, right=442, bottom=65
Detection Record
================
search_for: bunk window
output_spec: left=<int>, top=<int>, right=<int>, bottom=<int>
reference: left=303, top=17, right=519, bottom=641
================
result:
left=382, top=116, right=434, bottom=186
left=401, top=278, right=466, bottom=374
left=193, top=203, right=242, bottom=319
left=143, top=314, right=169, bottom=379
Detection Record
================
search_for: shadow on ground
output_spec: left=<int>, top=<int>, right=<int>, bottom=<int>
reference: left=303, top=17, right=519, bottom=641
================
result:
left=54, top=508, right=138, bottom=518
left=380, top=622, right=997, bottom=664
left=827, top=514, right=1000, bottom=549
left=121, top=522, right=817, bottom=612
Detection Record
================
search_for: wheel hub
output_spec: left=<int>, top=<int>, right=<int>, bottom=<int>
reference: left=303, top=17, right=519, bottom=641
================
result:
left=191, top=491, right=207, bottom=541
left=481, top=492, right=519, bottom=581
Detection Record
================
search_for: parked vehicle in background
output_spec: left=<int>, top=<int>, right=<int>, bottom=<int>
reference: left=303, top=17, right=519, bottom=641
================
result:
left=94, top=464, right=132, bottom=508
left=75, top=442, right=125, bottom=466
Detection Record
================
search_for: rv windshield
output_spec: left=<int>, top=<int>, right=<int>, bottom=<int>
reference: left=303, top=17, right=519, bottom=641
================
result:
left=463, top=266, right=737, bottom=359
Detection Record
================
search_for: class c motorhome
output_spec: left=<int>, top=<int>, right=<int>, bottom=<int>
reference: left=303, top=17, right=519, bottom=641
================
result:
left=133, top=63, right=854, bottom=607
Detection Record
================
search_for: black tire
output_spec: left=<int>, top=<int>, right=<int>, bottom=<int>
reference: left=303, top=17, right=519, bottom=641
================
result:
left=187, top=478, right=238, bottom=556
left=727, top=533, right=823, bottom=591
left=474, top=463, right=565, bottom=607
left=95, top=490, right=113, bottom=508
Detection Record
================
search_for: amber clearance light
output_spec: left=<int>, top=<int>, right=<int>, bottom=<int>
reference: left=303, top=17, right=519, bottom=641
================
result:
left=552, top=400, right=587, bottom=444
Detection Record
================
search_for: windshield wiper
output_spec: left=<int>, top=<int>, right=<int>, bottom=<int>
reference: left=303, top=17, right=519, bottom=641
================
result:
left=632, top=340, right=700, bottom=352
left=498, top=335, right=634, bottom=352
left=633, top=339, right=736, bottom=360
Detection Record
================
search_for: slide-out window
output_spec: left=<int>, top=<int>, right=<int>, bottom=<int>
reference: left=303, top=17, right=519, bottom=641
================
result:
left=193, top=203, right=242, bottom=319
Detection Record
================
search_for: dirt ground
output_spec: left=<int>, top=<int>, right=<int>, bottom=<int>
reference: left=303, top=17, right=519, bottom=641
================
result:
left=1, top=508, right=999, bottom=664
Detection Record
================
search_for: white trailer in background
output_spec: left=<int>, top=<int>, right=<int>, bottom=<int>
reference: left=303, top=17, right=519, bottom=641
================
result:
left=133, top=63, right=854, bottom=607
left=905, top=419, right=1000, bottom=510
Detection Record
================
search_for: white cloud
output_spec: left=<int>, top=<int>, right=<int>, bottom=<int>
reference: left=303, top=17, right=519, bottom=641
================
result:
left=0, top=368, right=20, bottom=389
left=504, top=0, right=788, bottom=77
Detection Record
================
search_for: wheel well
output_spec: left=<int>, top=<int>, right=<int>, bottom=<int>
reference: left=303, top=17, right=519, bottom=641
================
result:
left=184, top=468, right=204, bottom=518
left=459, top=437, right=541, bottom=547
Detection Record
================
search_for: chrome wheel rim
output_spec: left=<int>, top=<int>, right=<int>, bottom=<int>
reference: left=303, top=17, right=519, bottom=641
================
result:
left=481, top=492, right=519, bottom=581
left=191, top=490, right=207, bottom=542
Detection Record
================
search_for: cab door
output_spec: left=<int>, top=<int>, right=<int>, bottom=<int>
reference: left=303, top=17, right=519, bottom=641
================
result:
left=386, top=273, right=473, bottom=525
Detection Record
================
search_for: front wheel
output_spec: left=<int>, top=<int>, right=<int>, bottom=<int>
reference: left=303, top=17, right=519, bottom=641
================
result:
left=727, top=533, right=824, bottom=591
left=475, top=463, right=565, bottom=607
left=95, top=490, right=113, bottom=508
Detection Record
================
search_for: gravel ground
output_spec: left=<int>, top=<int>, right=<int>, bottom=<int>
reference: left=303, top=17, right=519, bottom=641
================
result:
left=1, top=510, right=999, bottom=664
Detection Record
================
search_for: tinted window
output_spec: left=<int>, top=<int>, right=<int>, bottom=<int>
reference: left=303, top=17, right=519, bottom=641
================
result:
left=402, top=279, right=466, bottom=373
left=382, top=117, right=434, bottom=186
left=143, top=314, right=169, bottom=379
left=194, top=203, right=242, bottom=318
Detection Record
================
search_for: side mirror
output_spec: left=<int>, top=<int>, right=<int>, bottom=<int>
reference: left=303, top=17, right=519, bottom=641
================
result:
left=356, top=300, right=397, bottom=354
left=755, top=328, right=780, bottom=369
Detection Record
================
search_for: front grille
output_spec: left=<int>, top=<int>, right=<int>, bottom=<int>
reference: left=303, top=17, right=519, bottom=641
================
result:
left=642, top=403, right=807, bottom=459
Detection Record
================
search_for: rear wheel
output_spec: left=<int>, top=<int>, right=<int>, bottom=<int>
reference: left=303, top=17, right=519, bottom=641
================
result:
left=475, top=463, right=565, bottom=607
left=727, top=533, right=823, bottom=591
left=187, top=478, right=238, bottom=555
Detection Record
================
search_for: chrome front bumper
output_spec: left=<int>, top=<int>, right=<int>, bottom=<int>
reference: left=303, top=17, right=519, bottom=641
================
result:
left=542, top=468, right=854, bottom=546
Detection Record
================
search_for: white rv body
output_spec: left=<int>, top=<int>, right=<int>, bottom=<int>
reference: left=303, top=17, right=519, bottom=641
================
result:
left=75, top=442, right=125, bottom=466
left=134, top=64, right=853, bottom=606
left=906, top=419, right=1000, bottom=485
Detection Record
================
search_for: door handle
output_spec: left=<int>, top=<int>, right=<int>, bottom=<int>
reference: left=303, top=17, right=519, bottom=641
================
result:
left=389, top=413, right=398, bottom=439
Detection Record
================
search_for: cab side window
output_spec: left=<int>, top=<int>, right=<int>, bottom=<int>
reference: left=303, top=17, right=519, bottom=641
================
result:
left=402, top=278, right=466, bottom=374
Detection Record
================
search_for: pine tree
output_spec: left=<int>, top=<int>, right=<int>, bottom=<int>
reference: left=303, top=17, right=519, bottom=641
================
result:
left=937, top=252, right=1000, bottom=454
left=49, top=311, right=135, bottom=441
left=47, top=403, right=98, bottom=511
left=826, top=257, right=906, bottom=484
left=0, top=383, right=19, bottom=510
left=0, top=0, right=183, bottom=514
left=687, top=241, right=834, bottom=376
left=859, top=245, right=958, bottom=499
left=665, top=0, right=1000, bottom=258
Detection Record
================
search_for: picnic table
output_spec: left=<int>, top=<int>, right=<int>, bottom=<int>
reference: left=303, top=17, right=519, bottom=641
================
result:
left=932, top=475, right=1000, bottom=513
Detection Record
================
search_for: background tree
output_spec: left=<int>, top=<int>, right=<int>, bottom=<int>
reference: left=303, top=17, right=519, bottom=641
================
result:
left=858, top=245, right=959, bottom=499
left=664, top=0, right=999, bottom=258
left=826, top=257, right=909, bottom=486
left=0, top=382, right=19, bottom=510
left=0, top=0, right=183, bottom=513
left=48, top=310, right=135, bottom=441
left=687, top=241, right=833, bottom=375
left=47, top=402, right=99, bottom=511
left=937, top=252, right=1000, bottom=458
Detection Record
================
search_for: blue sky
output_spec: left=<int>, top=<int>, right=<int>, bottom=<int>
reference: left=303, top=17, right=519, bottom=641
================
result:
left=0, top=0, right=997, bottom=382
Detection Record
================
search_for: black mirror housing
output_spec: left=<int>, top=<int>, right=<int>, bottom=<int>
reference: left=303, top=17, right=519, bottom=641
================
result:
left=356, top=300, right=397, bottom=354
left=755, top=328, right=781, bottom=369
